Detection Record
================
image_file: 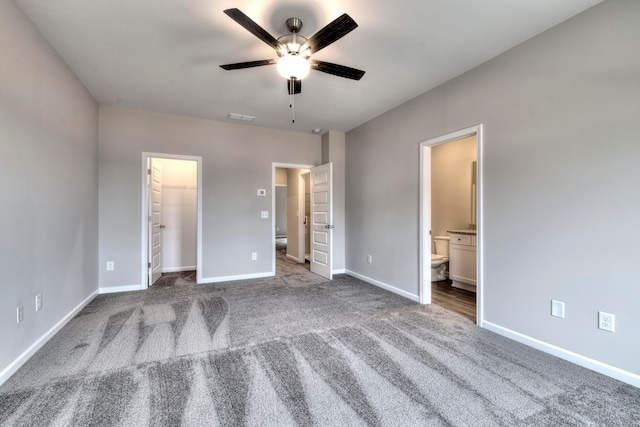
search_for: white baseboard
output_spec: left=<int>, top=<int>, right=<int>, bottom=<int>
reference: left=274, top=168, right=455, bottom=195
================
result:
left=99, top=284, right=144, bottom=294
left=200, top=271, right=274, bottom=284
left=286, top=253, right=304, bottom=263
left=0, top=290, right=98, bottom=387
left=345, top=270, right=420, bottom=302
left=162, top=266, right=196, bottom=273
left=483, top=321, right=640, bottom=388
left=333, top=268, right=346, bottom=275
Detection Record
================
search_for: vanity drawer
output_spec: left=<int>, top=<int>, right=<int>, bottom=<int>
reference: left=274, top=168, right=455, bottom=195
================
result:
left=450, top=234, right=471, bottom=245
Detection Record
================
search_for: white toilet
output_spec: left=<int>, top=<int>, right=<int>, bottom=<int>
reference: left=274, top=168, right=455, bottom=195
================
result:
left=431, top=236, right=450, bottom=282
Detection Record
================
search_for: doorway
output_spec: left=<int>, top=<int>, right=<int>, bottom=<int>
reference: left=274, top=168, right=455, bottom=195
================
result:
left=272, top=162, right=334, bottom=280
left=272, top=164, right=312, bottom=275
left=141, top=153, right=202, bottom=288
left=419, top=125, right=483, bottom=325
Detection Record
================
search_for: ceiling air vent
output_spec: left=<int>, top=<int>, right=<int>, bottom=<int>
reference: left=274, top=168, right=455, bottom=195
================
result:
left=227, top=113, right=256, bottom=122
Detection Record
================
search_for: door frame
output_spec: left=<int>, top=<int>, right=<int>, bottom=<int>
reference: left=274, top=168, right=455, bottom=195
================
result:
left=141, top=152, right=203, bottom=289
left=272, top=163, right=314, bottom=275
left=419, top=124, right=484, bottom=325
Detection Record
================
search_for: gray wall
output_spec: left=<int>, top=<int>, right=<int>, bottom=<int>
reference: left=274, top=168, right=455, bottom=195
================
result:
left=346, top=0, right=640, bottom=376
left=431, top=136, right=477, bottom=237
left=275, top=186, right=287, bottom=237
left=0, top=0, right=98, bottom=379
left=322, top=131, right=346, bottom=272
left=98, top=106, right=320, bottom=287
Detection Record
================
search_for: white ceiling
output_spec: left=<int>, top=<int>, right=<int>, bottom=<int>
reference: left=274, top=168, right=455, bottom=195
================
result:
left=16, top=0, right=603, bottom=133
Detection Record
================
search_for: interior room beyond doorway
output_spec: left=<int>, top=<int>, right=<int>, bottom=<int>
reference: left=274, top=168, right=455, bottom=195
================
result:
left=274, top=166, right=310, bottom=272
left=143, top=154, right=201, bottom=288
left=430, top=136, right=477, bottom=321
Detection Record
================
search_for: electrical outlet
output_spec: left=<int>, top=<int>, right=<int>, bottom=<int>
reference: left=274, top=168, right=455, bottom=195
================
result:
left=35, top=293, right=42, bottom=312
left=17, top=305, right=24, bottom=323
left=551, top=300, right=565, bottom=318
left=251, top=252, right=257, bottom=260
left=106, top=261, right=114, bottom=271
left=598, top=311, right=615, bottom=332
left=367, top=255, right=373, bottom=264
left=261, top=211, right=269, bottom=219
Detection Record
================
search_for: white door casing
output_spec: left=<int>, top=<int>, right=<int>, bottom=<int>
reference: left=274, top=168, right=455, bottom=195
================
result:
left=149, top=159, right=163, bottom=286
left=310, top=163, right=333, bottom=279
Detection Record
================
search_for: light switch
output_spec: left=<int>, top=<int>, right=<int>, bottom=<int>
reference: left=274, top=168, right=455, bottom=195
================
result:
left=257, top=189, right=266, bottom=196
left=551, top=300, right=565, bottom=318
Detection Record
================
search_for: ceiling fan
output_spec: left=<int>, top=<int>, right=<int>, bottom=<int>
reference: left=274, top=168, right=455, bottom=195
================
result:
left=220, top=8, right=365, bottom=98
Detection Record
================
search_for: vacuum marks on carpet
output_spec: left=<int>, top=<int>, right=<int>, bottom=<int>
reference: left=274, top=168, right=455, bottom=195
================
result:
left=2, top=275, right=639, bottom=426
left=26, top=296, right=232, bottom=377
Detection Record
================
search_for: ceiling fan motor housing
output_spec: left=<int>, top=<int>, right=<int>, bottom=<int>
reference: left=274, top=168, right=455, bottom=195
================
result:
left=277, top=33, right=309, bottom=57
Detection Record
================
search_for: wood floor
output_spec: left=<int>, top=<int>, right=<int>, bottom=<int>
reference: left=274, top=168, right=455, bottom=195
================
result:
left=431, top=280, right=476, bottom=323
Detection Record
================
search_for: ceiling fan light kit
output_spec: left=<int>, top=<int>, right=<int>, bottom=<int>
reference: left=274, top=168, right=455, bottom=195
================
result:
left=277, top=55, right=310, bottom=80
left=220, top=8, right=365, bottom=124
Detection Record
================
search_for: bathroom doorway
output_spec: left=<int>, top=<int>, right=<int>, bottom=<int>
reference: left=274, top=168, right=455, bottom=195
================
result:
left=419, top=125, right=483, bottom=325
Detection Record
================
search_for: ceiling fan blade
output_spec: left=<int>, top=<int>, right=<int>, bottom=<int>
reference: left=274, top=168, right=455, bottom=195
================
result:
left=310, top=60, right=365, bottom=80
left=302, top=14, right=358, bottom=54
left=220, top=59, right=276, bottom=70
left=224, top=8, right=280, bottom=50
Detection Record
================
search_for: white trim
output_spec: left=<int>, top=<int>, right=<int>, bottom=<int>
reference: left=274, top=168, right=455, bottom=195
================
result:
left=333, top=268, right=346, bottom=275
left=286, top=253, right=304, bottom=263
left=0, top=291, right=97, bottom=387
left=99, top=284, right=144, bottom=294
left=199, top=272, right=274, bottom=284
left=141, top=153, right=203, bottom=290
left=419, top=145, right=432, bottom=305
left=483, top=321, right=640, bottom=388
left=419, top=125, right=484, bottom=326
left=345, top=270, right=420, bottom=302
left=272, top=163, right=315, bottom=276
left=162, top=266, right=196, bottom=273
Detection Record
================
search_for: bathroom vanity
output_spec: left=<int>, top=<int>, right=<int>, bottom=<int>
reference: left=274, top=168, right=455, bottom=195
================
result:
left=448, top=230, right=477, bottom=292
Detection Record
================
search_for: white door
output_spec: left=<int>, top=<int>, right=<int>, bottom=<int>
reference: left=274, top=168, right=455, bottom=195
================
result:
left=310, top=163, right=332, bottom=279
left=149, top=159, right=163, bottom=286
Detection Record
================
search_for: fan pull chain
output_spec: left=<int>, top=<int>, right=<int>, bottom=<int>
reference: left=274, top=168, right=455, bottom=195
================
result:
left=289, top=78, right=295, bottom=123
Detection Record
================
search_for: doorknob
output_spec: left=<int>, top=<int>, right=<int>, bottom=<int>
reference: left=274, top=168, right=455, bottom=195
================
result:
left=159, top=224, right=166, bottom=229
left=324, top=225, right=334, bottom=229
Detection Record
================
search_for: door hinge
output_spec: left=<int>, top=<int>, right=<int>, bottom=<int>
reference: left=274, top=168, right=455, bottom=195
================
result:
left=148, top=262, right=151, bottom=268
left=147, top=168, right=151, bottom=175
left=148, top=215, right=152, bottom=222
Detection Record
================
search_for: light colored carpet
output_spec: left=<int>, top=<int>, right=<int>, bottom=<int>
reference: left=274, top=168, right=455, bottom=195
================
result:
left=1, top=252, right=638, bottom=425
